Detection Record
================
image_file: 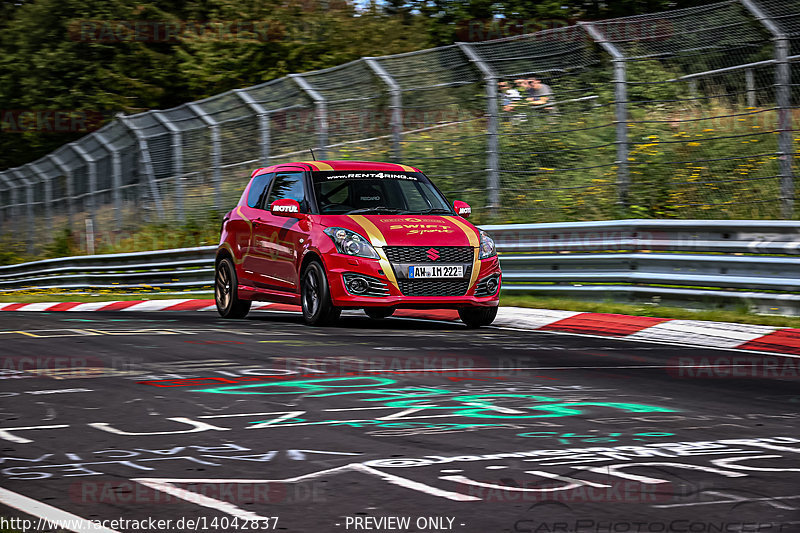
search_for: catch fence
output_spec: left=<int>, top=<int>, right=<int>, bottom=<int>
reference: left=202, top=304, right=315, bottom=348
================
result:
left=1, top=0, right=799, bottom=255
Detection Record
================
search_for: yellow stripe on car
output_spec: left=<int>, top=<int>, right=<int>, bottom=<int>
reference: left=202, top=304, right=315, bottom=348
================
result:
left=449, top=216, right=481, bottom=289
left=300, top=161, right=334, bottom=171
left=347, top=215, right=399, bottom=290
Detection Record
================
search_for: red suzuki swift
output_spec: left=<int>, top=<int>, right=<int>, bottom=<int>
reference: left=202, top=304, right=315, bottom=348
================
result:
left=215, top=161, right=501, bottom=327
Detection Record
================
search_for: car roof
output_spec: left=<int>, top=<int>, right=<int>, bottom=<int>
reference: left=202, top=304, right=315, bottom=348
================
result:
left=251, top=160, right=420, bottom=177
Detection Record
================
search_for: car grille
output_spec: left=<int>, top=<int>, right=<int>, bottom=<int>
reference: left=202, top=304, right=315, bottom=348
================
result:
left=398, top=279, right=470, bottom=297
left=384, top=246, right=474, bottom=263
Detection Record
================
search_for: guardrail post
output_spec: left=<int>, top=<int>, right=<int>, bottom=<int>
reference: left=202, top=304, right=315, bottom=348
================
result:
left=49, top=154, right=74, bottom=230
left=117, top=114, right=165, bottom=220
left=11, top=168, right=35, bottom=254
left=290, top=74, right=328, bottom=160
left=457, top=42, right=499, bottom=216
left=187, top=103, right=222, bottom=212
left=741, top=0, right=793, bottom=218
left=94, top=131, right=124, bottom=230
left=151, top=112, right=184, bottom=223
left=580, top=22, right=630, bottom=211
left=364, top=58, right=403, bottom=163
left=235, top=89, right=271, bottom=167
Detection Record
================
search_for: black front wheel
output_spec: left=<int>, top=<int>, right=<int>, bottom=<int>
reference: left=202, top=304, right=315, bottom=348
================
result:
left=458, top=306, right=498, bottom=328
left=301, top=261, right=341, bottom=326
left=215, top=258, right=251, bottom=319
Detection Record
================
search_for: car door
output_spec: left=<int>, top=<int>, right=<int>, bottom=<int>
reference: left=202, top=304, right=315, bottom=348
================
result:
left=235, top=171, right=273, bottom=286
left=245, top=167, right=309, bottom=292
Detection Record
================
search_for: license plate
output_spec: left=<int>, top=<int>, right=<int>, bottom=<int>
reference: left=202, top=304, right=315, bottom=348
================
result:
left=408, top=265, right=464, bottom=278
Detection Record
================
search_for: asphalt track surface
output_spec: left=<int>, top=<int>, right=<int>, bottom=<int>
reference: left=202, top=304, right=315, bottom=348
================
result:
left=1, top=310, right=799, bottom=533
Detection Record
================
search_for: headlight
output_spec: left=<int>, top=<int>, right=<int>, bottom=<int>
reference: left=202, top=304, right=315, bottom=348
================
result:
left=479, top=230, right=496, bottom=259
left=324, top=227, right=380, bottom=259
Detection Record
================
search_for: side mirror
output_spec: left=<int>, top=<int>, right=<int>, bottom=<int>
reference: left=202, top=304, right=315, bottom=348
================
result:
left=453, top=200, right=472, bottom=218
left=270, top=198, right=303, bottom=218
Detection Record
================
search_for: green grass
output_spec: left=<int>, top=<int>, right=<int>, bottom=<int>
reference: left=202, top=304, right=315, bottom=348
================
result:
left=500, top=292, right=800, bottom=328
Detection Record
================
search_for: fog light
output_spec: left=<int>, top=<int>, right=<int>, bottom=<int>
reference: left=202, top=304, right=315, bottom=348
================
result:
left=347, top=277, right=368, bottom=294
left=486, top=276, right=499, bottom=294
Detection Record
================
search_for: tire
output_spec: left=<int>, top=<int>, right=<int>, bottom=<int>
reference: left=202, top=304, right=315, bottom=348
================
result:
left=364, top=307, right=394, bottom=320
left=301, top=261, right=341, bottom=326
left=215, top=258, right=251, bottom=319
left=458, top=306, right=498, bottom=328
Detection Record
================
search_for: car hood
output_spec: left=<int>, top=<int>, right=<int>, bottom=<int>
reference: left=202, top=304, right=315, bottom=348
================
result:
left=316, top=214, right=480, bottom=248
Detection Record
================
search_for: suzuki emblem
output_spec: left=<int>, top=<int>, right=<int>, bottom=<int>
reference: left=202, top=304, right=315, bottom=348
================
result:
left=426, top=248, right=440, bottom=261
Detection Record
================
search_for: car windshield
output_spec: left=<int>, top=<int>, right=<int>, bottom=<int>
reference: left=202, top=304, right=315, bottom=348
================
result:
left=311, top=171, right=453, bottom=215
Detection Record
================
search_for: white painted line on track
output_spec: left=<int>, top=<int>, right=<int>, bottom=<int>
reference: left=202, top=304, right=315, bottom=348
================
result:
left=0, top=486, right=120, bottom=533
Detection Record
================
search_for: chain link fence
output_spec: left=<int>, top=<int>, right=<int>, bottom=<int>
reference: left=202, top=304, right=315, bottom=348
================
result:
left=1, top=0, right=798, bottom=256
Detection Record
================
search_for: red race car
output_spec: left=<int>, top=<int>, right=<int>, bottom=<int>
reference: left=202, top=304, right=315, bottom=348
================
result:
left=215, top=160, right=501, bottom=327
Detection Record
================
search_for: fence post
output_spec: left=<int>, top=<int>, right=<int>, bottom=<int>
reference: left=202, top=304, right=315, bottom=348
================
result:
left=11, top=169, right=34, bottom=254
left=290, top=74, right=328, bottom=160
left=364, top=57, right=403, bottom=162
left=235, top=89, right=271, bottom=167
left=581, top=22, right=630, bottom=210
left=745, top=68, right=756, bottom=107
left=94, top=131, right=124, bottom=230
left=151, top=112, right=184, bottom=223
left=70, top=143, right=97, bottom=241
left=0, top=172, right=15, bottom=238
left=49, top=154, right=74, bottom=230
left=187, top=103, right=222, bottom=212
left=457, top=42, right=499, bottom=216
left=117, top=114, right=165, bottom=220
left=740, top=0, right=793, bottom=219
left=30, top=162, right=53, bottom=238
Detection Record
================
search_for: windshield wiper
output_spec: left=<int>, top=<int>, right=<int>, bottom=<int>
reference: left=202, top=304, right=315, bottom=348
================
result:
left=412, top=208, right=452, bottom=215
left=347, top=206, right=406, bottom=214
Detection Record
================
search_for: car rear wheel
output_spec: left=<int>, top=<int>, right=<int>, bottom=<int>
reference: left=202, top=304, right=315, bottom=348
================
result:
left=364, top=307, right=394, bottom=320
left=301, top=261, right=341, bottom=326
left=458, top=306, right=497, bottom=328
left=215, top=258, right=251, bottom=319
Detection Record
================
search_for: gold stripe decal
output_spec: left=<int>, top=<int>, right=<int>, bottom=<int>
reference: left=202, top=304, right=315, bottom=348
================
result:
left=347, top=215, right=398, bottom=290
left=449, top=217, right=481, bottom=289
left=236, top=206, right=252, bottom=231
left=348, top=215, right=387, bottom=247
left=299, top=161, right=334, bottom=171
left=397, top=164, right=416, bottom=172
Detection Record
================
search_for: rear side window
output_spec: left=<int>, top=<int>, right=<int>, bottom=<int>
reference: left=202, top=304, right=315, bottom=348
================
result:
left=266, top=171, right=306, bottom=211
left=247, top=173, right=274, bottom=208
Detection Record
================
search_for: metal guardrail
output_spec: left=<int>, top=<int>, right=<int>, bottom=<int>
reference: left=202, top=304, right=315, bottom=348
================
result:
left=1, top=220, right=799, bottom=314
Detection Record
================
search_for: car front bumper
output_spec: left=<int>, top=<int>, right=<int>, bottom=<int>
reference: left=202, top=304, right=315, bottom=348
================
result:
left=324, top=253, right=501, bottom=309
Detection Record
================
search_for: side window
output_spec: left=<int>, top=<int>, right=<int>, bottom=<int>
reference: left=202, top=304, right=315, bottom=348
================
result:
left=247, top=173, right=274, bottom=209
left=266, top=171, right=306, bottom=211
